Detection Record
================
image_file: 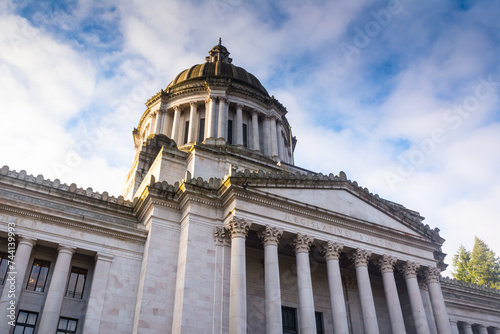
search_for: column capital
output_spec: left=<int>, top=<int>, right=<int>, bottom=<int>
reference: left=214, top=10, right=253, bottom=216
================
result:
left=351, top=248, right=371, bottom=267
left=377, top=255, right=397, bottom=273
left=57, top=245, right=76, bottom=256
left=18, top=236, right=37, bottom=248
left=425, top=266, right=440, bottom=283
left=218, top=96, right=227, bottom=103
left=236, top=103, right=244, bottom=110
left=323, top=241, right=343, bottom=260
left=214, top=226, right=231, bottom=246
left=189, top=101, right=198, bottom=107
left=403, top=261, right=420, bottom=279
left=173, top=104, right=182, bottom=112
left=293, top=233, right=314, bottom=254
left=259, top=225, right=283, bottom=246
left=251, top=109, right=260, bottom=117
left=225, top=217, right=252, bottom=239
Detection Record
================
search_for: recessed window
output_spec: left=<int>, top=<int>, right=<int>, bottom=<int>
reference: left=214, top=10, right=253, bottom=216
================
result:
left=242, top=123, right=248, bottom=148
left=227, top=120, right=233, bottom=144
left=315, top=312, right=324, bottom=334
left=26, top=260, right=50, bottom=292
left=282, top=306, right=297, bottom=334
left=0, top=253, right=9, bottom=285
left=198, top=118, right=205, bottom=141
left=57, top=317, right=78, bottom=334
left=66, top=267, right=87, bottom=299
left=13, top=310, right=37, bottom=334
left=184, top=121, right=190, bottom=144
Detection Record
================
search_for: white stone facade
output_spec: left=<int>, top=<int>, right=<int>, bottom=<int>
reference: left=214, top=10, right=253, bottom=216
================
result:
left=0, top=41, right=499, bottom=333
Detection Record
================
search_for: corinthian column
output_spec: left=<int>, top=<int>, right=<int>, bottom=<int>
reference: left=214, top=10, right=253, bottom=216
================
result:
left=187, top=101, right=197, bottom=143
left=293, top=233, right=316, bottom=333
left=38, top=245, right=76, bottom=334
left=225, top=217, right=252, bottom=334
left=260, top=225, right=284, bottom=334
left=0, top=237, right=37, bottom=334
left=403, top=261, right=430, bottom=334
left=205, top=96, right=216, bottom=139
left=270, top=116, right=278, bottom=158
left=235, top=104, right=243, bottom=146
left=352, top=248, right=379, bottom=334
left=217, top=97, right=228, bottom=139
left=171, top=105, right=181, bottom=143
left=378, top=255, right=406, bottom=334
left=425, top=266, right=452, bottom=334
left=324, top=241, right=349, bottom=334
left=251, top=110, right=260, bottom=151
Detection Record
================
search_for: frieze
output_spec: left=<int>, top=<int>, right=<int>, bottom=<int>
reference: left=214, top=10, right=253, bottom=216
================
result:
left=0, top=188, right=136, bottom=228
left=283, top=213, right=401, bottom=250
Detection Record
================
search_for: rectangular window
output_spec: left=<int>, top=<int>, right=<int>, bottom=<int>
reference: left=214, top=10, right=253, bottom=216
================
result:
left=26, top=260, right=50, bottom=292
left=242, top=123, right=248, bottom=148
left=0, top=253, right=9, bottom=285
left=315, top=312, right=324, bottom=334
left=184, top=121, right=190, bottom=144
left=227, top=120, right=233, bottom=144
left=282, top=306, right=297, bottom=334
left=198, top=118, right=205, bottom=142
left=13, top=310, right=37, bottom=334
left=66, top=267, right=87, bottom=299
left=57, top=317, right=78, bottom=334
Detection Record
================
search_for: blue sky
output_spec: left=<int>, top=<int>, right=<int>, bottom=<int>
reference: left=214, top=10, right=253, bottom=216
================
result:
left=1, top=0, right=499, bottom=275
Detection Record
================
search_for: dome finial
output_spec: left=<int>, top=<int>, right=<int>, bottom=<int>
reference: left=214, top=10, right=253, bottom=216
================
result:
left=218, top=37, right=222, bottom=46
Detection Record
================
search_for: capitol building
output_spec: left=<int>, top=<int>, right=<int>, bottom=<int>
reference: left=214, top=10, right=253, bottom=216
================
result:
left=0, top=40, right=499, bottom=334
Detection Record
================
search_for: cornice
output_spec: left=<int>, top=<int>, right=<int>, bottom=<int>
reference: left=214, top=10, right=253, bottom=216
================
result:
left=0, top=203, right=146, bottom=242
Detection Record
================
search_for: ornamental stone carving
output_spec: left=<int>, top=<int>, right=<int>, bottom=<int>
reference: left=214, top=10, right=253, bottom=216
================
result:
left=403, top=261, right=420, bottom=279
left=425, top=266, right=441, bottom=284
left=352, top=248, right=371, bottom=267
left=377, top=255, right=397, bottom=273
left=323, top=241, right=343, bottom=260
left=214, top=226, right=230, bottom=246
left=259, top=225, right=283, bottom=246
left=293, top=233, right=314, bottom=254
left=224, top=217, right=251, bottom=239
left=344, top=276, right=357, bottom=290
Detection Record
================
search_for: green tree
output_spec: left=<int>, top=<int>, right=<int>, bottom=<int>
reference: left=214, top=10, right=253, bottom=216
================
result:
left=452, top=245, right=472, bottom=283
left=452, top=237, right=500, bottom=289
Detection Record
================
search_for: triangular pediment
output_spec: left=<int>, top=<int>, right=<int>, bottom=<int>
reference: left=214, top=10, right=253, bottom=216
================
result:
left=256, top=187, right=418, bottom=235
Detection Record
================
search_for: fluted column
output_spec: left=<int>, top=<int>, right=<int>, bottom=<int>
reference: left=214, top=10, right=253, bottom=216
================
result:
left=425, top=267, right=452, bottom=334
left=171, top=105, right=181, bottom=143
left=352, top=248, right=379, bottom=334
left=38, top=245, right=76, bottom=334
left=294, top=233, right=316, bottom=333
left=235, top=104, right=243, bottom=146
left=213, top=227, right=231, bottom=333
left=251, top=110, right=260, bottom=151
left=205, top=96, right=216, bottom=139
left=0, top=237, right=37, bottom=333
left=263, top=116, right=271, bottom=155
left=217, top=97, right=228, bottom=139
left=187, top=102, right=197, bottom=143
left=83, top=253, right=114, bottom=334
left=276, top=121, right=283, bottom=160
left=403, top=261, right=430, bottom=334
left=449, top=320, right=459, bottom=334
left=378, top=255, right=406, bottom=334
left=270, top=116, right=278, bottom=157
left=260, top=225, right=284, bottom=334
left=225, top=217, right=252, bottom=334
left=324, top=241, right=349, bottom=334
left=461, top=323, right=473, bottom=334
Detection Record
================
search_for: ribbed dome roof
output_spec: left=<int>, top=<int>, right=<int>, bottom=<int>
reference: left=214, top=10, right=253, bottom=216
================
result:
left=166, top=39, right=269, bottom=96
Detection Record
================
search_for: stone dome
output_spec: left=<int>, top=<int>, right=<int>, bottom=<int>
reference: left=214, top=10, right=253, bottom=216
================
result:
left=166, top=38, right=269, bottom=97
